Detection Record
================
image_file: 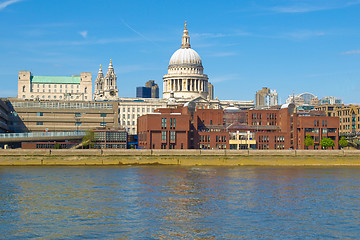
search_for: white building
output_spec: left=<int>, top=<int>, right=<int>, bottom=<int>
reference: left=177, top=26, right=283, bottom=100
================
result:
left=18, top=71, right=92, bottom=101
left=163, top=22, right=211, bottom=100
left=264, top=90, right=279, bottom=106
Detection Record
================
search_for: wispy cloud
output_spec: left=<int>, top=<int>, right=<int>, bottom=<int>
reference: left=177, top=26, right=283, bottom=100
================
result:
left=79, top=30, right=88, bottom=39
left=285, top=30, right=325, bottom=39
left=211, top=74, right=239, bottom=83
left=342, top=49, right=360, bottom=55
left=120, top=19, right=159, bottom=47
left=192, top=30, right=251, bottom=39
left=0, top=0, right=22, bottom=10
left=208, top=52, right=237, bottom=57
left=269, top=0, right=360, bottom=13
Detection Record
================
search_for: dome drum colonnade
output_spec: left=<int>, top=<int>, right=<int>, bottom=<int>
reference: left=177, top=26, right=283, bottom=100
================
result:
left=163, top=22, right=209, bottom=99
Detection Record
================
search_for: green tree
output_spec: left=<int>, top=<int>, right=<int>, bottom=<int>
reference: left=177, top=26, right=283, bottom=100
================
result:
left=339, top=137, right=348, bottom=149
left=54, top=143, right=61, bottom=149
left=320, top=137, right=335, bottom=149
left=82, top=131, right=95, bottom=149
left=304, top=134, right=314, bottom=149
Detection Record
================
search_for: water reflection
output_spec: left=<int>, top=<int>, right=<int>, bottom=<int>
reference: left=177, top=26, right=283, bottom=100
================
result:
left=0, top=166, right=360, bottom=239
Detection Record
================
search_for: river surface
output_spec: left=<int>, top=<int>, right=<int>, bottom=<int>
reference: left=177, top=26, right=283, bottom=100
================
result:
left=0, top=165, right=359, bottom=239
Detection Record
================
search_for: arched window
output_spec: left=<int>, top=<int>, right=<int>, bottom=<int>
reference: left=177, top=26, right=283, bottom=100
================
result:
left=22, top=85, right=25, bottom=92
left=85, top=87, right=87, bottom=94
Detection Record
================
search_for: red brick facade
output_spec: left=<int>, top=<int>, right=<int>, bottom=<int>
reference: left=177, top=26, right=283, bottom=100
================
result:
left=137, top=107, right=229, bottom=149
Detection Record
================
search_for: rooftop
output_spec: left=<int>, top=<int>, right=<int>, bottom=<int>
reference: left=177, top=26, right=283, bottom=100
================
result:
left=30, top=76, right=81, bottom=84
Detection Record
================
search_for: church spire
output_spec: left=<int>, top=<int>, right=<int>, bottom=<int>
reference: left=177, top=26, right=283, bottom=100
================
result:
left=181, top=21, right=191, bottom=49
left=108, top=59, right=113, bottom=69
left=98, top=64, right=103, bottom=74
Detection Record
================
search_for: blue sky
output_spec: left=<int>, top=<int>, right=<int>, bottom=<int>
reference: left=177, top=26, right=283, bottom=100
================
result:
left=0, top=0, right=359, bottom=103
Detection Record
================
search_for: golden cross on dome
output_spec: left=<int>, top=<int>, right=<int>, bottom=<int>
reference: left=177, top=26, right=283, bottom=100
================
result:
left=185, top=21, right=187, bottom=30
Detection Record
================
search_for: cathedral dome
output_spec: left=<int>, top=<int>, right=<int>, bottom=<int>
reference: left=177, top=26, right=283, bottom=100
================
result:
left=169, top=48, right=202, bottom=67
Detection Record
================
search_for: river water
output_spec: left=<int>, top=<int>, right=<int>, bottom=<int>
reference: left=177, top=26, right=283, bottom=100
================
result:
left=0, top=165, right=359, bottom=239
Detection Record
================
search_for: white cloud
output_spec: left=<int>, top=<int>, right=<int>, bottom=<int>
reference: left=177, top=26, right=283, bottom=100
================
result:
left=342, top=50, right=360, bottom=55
left=211, top=74, right=239, bottom=83
left=79, top=30, right=88, bottom=39
left=0, top=0, right=22, bottom=10
left=285, top=31, right=325, bottom=39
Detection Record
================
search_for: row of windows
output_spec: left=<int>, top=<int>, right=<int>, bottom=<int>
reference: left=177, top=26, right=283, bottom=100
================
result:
left=36, top=112, right=106, bottom=118
left=12, top=101, right=113, bottom=110
left=252, top=113, right=262, bottom=120
left=215, top=135, right=227, bottom=142
left=25, top=95, right=88, bottom=100
left=32, top=84, right=79, bottom=89
left=259, top=136, right=269, bottom=142
left=161, top=118, right=176, bottom=129
left=35, top=122, right=106, bottom=127
left=120, top=107, right=161, bottom=113
left=200, top=135, right=210, bottom=142
left=32, top=89, right=80, bottom=93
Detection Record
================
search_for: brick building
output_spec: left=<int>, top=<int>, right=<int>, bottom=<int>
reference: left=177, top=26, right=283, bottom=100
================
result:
left=227, top=103, right=339, bottom=150
left=137, top=106, right=229, bottom=149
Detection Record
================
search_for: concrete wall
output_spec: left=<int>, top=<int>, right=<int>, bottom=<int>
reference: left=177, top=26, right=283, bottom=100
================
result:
left=1, top=149, right=360, bottom=166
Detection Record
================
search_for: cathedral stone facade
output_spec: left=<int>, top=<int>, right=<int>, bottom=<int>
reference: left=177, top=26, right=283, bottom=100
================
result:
left=163, top=22, right=211, bottom=100
left=93, top=60, right=119, bottom=101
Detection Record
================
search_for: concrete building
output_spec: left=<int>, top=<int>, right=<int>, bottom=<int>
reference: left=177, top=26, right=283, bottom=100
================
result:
left=208, top=82, right=214, bottom=100
left=163, top=22, right=213, bottom=100
left=7, top=98, right=119, bottom=133
left=93, top=60, right=119, bottom=101
left=0, top=99, right=10, bottom=133
left=137, top=106, right=229, bottom=149
left=315, top=104, right=360, bottom=136
left=118, top=98, right=167, bottom=135
left=320, top=96, right=342, bottom=105
left=255, top=87, right=278, bottom=108
left=18, top=71, right=92, bottom=101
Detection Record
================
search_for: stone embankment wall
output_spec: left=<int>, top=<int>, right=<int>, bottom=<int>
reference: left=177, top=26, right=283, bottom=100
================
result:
left=0, top=149, right=360, bottom=166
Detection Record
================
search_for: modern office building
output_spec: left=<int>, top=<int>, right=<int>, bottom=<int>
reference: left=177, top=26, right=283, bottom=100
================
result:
left=18, top=71, right=92, bottom=101
left=255, top=87, right=278, bottom=108
left=7, top=98, right=119, bottom=133
left=93, top=128, right=127, bottom=149
left=145, top=80, right=159, bottom=98
left=136, top=87, right=151, bottom=98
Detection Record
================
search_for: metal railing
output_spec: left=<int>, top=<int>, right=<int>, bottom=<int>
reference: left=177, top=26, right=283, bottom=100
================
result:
left=0, top=131, right=86, bottom=139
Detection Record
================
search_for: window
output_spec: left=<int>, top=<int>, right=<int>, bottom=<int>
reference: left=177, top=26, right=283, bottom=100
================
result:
left=161, top=118, right=164, bottom=128
left=170, top=131, right=176, bottom=142
left=161, top=131, right=167, bottom=141
left=37, top=112, right=43, bottom=116
left=173, top=118, right=175, bottom=128
left=210, top=120, right=213, bottom=125
left=75, top=122, right=82, bottom=126
left=75, top=113, right=81, bottom=117
left=164, top=118, right=167, bottom=128
left=100, top=122, right=107, bottom=127
left=100, top=113, right=107, bottom=117
left=36, top=122, right=43, bottom=125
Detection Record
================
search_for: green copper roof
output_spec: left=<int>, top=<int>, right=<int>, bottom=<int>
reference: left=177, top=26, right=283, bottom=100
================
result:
left=30, top=76, right=81, bottom=84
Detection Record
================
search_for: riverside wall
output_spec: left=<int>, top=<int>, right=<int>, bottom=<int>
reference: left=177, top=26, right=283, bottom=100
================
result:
left=1, top=149, right=360, bottom=166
